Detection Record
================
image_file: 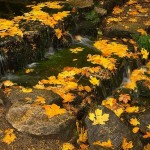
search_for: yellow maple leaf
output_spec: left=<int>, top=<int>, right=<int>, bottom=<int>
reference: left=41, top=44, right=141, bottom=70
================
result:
left=43, top=104, right=66, bottom=118
left=132, top=127, right=139, bottom=133
left=129, top=118, right=140, bottom=126
left=147, top=124, right=150, bottom=129
left=122, top=138, right=133, bottom=150
left=93, top=139, right=113, bottom=148
left=62, top=143, right=75, bottom=150
left=89, top=76, right=100, bottom=86
left=114, top=108, right=124, bottom=117
left=2, top=129, right=16, bottom=145
left=21, top=88, right=32, bottom=93
left=141, top=48, right=149, bottom=59
left=55, top=28, right=62, bottom=39
left=125, top=106, right=139, bottom=113
left=89, top=109, right=109, bottom=125
left=62, top=93, right=75, bottom=103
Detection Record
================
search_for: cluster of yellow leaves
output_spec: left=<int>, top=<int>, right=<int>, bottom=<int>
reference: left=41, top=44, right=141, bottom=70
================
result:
left=87, top=54, right=116, bottom=71
left=69, top=47, right=84, bottom=53
left=0, top=19, right=23, bottom=37
left=89, top=109, right=109, bottom=125
left=122, top=138, right=133, bottom=150
left=93, top=139, right=113, bottom=148
left=62, top=143, right=75, bottom=150
left=27, top=2, right=63, bottom=10
left=2, top=129, right=16, bottom=145
left=43, top=104, right=66, bottom=118
left=94, top=40, right=128, bottom=58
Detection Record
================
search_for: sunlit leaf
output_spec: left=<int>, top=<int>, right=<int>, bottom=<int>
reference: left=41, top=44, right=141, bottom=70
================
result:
left=89, top=109, right=109, bottom=125
left=129, top=118, right=140, bottom=126
left=2, top=129, right=16, bottom=145
left=132, top=127, right=139, bottom=133
left=89, top=76, right=100, bottom=86
left=43, top=104, right=66, bottom=118
left=93, top=139, right=113, bottom=148
left=62, top=142, right=75, bottom=150
left=122, top=138, right=133, bottom=150
left=21, top=88, right=33, bottom=93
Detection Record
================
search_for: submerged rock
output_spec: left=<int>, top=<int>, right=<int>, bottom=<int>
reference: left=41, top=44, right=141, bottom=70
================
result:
left=6, top=101, right=76, bottom=140
left=85, top=105, right=143, bottom=150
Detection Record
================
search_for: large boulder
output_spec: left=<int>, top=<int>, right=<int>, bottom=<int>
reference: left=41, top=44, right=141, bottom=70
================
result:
left=85, top=105, right=143, bottom=149
left=6, top=101, right=76, bottom=140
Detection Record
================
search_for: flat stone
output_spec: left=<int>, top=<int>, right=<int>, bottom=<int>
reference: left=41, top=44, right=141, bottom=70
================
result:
left=85, top=105, right=142, bottom=150
left=7, top=86, right=61, bottom=105
left=6, top=101, right=76, bottom=140
left=102, top=1, right=150, bottom=37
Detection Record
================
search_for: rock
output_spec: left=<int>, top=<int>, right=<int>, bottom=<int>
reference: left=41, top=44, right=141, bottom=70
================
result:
left=6, top=101, right=76, bottom=140
left=138, top=110, right=150, bottom=133
left=102, top=1, right=150, bottom=37
left=7, top=86, right=61, bottom=105
left=85, top=105, right=143, bottom=150
left=94, top=7, right=107, bottom=17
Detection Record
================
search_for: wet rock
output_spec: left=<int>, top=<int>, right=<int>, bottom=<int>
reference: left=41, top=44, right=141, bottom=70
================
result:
left=7, top=86, right=61, bottom=105
left=85, top=105, right=143, bottom=150
left=138, top=110, right=150, bottom=133
left=102, top=1, right=150, bottom=37
left=6, top=101, right=76, bottom=140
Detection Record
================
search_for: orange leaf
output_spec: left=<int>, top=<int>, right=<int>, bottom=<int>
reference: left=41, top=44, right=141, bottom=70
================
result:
left=2, top=129, right=16, bottom=145
left=122, top=138, right=133, bottom=150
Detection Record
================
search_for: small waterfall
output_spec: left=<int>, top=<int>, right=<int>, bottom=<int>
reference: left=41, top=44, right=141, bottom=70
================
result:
left=0, top=54, right=7, bottom=77
left=121, top=65, right=131, bottom=84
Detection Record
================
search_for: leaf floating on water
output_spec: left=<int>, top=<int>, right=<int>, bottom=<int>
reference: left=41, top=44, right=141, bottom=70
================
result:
left=2, top=129, right=16, bottom=145
left=89, top=109, right=109, bottom=125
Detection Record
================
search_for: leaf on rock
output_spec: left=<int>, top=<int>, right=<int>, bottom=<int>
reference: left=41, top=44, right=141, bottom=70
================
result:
left=122, top=138, right=133, bottom=150
left=132, top=127, right=139, bottom=133
left=89, top=109, right=109, bottom=125
left=2, top=129, right=16, bottom=145
left=3, top=80, right=14, bottom=87
left=35, top=96, right=46, bottom=104
left=143, top=132, right=150, bottom=138
left=43, top=104, right=66, bottom=118
left=93, top=139, right=113, bottom=148
left=89, top=76, right=100, bottom=86
left=62, top=142, right=75, bottom=150
left=21, top=88, right=33, bottom=93
left=129, top=118, right=140, bottom=126
left=125, top=106, right=139, bottom=113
